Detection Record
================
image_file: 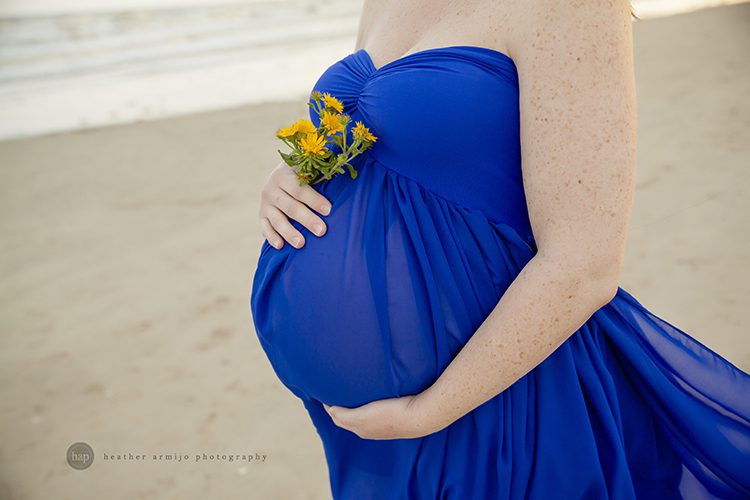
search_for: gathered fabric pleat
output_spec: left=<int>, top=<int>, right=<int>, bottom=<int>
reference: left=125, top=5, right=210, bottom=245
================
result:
left=251, top=155, right=750, bottom=499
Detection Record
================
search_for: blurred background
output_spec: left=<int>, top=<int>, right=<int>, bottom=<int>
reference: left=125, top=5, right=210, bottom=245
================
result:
left=0, top=0, right=748, bottom=498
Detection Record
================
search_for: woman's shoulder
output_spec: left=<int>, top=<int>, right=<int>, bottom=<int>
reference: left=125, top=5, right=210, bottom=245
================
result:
left=505, top=0, right=634, bottom=64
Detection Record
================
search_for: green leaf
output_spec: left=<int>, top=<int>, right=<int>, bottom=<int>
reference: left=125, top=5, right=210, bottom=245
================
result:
left=346, top=163, right=358, bottom=179
left=277, top=150, right=298, bottom=167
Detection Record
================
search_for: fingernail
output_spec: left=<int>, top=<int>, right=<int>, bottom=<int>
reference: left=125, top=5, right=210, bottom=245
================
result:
left=293, top=236, right=303, bottom=248
left=321, top=205, right=331, bottom=216
left=313, top=223, right=324, bottom=236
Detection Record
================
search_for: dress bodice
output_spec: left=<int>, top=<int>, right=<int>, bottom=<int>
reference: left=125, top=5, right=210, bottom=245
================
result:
left=308, top=46, right=533, bottom=240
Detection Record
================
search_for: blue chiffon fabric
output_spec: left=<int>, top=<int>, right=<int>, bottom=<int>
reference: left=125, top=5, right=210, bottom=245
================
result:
left=250, top=46, right=750, bottom=499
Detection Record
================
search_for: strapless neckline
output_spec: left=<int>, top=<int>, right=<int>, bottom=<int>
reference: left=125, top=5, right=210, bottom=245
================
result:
left=357, top=45, right=516, bottom=73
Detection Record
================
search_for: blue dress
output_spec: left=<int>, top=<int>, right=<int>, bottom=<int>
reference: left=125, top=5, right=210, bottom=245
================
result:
left=250, top=46, right=750, bottom=499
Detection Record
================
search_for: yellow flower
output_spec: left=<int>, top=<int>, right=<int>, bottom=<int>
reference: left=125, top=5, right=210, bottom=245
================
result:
left=296, top=118, right=317, bottom=134
left=277, top=122, right=298, bottom=138
left=277, top=118, right=317, bottom=138
left=352, top=121, right=377, bottom=142
left=321, top=92, right=344, bottom=113
left=299, top=132, right=328, bottom=156
left=320, top=110, right=345, bottom=135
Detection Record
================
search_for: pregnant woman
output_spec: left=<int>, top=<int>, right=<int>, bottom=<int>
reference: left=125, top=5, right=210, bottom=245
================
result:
left=251, top=0, right=750, bottom=498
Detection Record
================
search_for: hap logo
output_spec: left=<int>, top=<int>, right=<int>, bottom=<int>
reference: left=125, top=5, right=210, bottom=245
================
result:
left=67, top=442, right=94, bottom=470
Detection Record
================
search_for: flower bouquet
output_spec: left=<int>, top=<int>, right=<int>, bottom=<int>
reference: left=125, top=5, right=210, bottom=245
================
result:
left=276, top=91, right=378, bottom=186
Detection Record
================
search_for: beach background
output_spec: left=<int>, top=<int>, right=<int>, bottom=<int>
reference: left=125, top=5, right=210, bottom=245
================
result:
left=1, top=1, right=749, bottom=498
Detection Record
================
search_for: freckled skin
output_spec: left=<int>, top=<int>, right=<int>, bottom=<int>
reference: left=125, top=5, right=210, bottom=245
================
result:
left=354, top=0, right=638, bottom=432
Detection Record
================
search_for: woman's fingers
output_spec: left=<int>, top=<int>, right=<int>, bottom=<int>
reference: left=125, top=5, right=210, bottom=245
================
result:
left=274, top=195, right=328, bottom=239
left=275, top=183, right=329, bottom=239
left=258, top=163, right=333, bottom=249
left=280, top=176, right=332, bottom=217
left=264, top=205, right=306, bottom=249
left=260, top=216, right=284, bottom=249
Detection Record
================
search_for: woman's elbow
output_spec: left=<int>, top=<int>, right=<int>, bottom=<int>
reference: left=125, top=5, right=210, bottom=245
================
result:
left=585, top=254, right=622, bottom=307
left=539, top=246, right=623, bottom=308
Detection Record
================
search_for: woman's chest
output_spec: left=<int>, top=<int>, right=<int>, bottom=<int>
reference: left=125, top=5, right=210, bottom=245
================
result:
left=308, top=47, right=521, bottom=173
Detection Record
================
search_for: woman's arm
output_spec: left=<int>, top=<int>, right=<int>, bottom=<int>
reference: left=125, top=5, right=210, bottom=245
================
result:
left=412, top=0, right=638, bottom=433
left=322, top=0, right=638, bottom=440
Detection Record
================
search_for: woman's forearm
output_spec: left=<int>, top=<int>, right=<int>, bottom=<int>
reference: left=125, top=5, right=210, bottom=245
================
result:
left=416, top=253, right=619, bottom=431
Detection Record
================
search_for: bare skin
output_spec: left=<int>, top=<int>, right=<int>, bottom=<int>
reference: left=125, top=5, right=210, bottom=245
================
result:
left=258, top=0, right=638, bottom=439
left=258, top=161, right=331, bottom=249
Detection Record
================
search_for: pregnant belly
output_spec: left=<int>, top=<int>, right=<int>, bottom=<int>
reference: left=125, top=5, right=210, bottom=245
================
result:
left=250, top=160, right=535, bottom=407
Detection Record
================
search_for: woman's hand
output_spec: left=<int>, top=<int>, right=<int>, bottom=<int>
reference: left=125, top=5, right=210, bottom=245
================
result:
left=322, top=392, right=450, bottom=440
left=259, top=161, right=332, bottom=249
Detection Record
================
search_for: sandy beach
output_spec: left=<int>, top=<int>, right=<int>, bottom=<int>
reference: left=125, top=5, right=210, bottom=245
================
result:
left=0, top=3, right=748, bottom=499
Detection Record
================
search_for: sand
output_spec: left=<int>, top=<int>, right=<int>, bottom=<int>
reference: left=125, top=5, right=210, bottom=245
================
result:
left=0, top=3, right=748, bottom=499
